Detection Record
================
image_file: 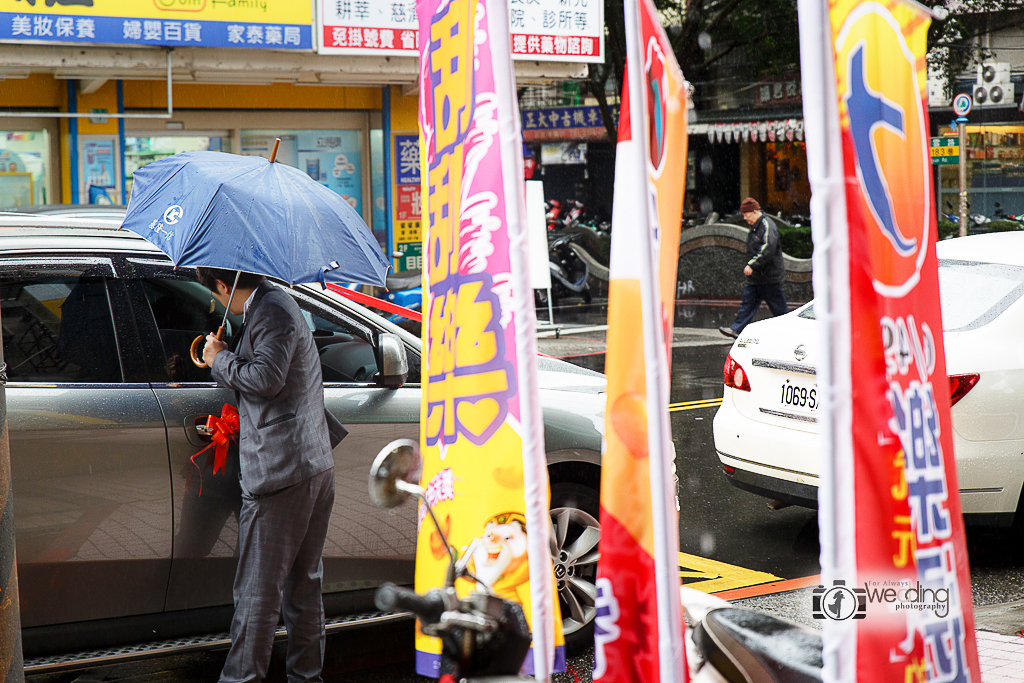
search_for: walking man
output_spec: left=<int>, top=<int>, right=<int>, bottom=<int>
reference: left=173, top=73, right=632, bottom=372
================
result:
left=200, top=267, right=344, bottom=683
left=720, top=198, right=789, bottom=338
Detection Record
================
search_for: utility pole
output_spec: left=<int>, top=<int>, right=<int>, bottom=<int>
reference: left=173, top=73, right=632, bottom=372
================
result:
left=958, top=116, right=968, bottom=237
left=951, top=93, right=973, bottom=239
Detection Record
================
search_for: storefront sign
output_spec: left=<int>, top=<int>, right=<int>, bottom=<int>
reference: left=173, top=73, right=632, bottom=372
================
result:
left=0, top=0, right=312, bottom=49
left=522, top=104, right=618, bottom=142
left=318, top=0, right=603, bottom=62
left=930, top=137, right=959, bottom=165
left=754, top=77, right=802, bottom=107
left=540, top=141, right=587, bottom=165
left=392, top=133, right=421, bottom=273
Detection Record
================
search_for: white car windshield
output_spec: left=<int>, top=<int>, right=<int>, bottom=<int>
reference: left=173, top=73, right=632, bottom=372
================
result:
left=795, top=259, right=1024, bottom=332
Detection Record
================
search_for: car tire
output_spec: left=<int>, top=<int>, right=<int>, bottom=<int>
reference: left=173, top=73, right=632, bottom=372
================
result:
left=550, top=481, right=601, bottom=657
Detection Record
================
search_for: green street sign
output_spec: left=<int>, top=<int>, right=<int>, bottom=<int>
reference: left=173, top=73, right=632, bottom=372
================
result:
left=931, top=137, right=959, bottom=165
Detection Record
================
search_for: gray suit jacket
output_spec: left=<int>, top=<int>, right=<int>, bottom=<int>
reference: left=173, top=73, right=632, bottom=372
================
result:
left=211, top=282, right=337, bottom=496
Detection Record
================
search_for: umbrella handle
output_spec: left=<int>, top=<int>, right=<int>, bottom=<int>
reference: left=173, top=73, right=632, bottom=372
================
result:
left=191, top=326, right=226, bottom=368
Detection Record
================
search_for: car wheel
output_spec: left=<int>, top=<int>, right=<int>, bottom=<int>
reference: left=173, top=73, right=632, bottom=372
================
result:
left=550, top=482, right=600, bottom=656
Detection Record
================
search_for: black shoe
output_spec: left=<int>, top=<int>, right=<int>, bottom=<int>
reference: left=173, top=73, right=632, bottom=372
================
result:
left=719, top=326, right=738, bottom=339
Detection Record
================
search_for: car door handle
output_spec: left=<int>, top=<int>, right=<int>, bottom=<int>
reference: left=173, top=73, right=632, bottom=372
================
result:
left=184, top=415, right=215, bottom=447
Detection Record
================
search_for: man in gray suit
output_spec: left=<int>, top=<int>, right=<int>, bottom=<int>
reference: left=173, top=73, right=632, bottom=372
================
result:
left=199, top=267, right=339, bottom=683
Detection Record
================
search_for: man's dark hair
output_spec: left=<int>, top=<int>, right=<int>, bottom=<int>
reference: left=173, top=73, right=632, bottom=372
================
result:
left=196, top=267, right=266, bottom=292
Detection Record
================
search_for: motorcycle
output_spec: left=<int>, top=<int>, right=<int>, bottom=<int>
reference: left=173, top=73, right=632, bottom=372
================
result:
left=368, top=440, right=533, bottom=681
left=544, top=233, right=592, bottom=305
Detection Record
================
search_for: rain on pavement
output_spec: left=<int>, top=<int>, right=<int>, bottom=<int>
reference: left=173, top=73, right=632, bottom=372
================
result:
left=27, top=300, right=1024, bottom=683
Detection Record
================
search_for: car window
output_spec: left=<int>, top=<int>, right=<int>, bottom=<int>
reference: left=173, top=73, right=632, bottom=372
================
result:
left=938, top=259, right=1024, bottom=332
left=289, top=289, right=381, bottom=383
left=0, top=272, right=121, bottom=383
left=136, top=275, right=243, bottom=382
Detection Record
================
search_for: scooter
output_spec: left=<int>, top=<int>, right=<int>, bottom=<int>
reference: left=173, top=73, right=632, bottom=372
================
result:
left=368, top=440, right=532, bottom=681
left=546, top=233, right=592, bottom=304
left=681, top=587, right=823, bottom=683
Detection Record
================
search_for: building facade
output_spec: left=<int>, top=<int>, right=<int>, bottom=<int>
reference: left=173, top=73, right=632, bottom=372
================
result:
left=0, top=1, right=591, bottom=271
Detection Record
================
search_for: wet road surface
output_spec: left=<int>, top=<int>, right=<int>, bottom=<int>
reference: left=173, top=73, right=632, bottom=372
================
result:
left=27, top=300, right=1024, bottom=682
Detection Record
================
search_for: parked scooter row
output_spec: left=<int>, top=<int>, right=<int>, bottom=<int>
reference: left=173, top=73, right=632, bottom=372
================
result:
left=367, top=439, right=824, bottom=682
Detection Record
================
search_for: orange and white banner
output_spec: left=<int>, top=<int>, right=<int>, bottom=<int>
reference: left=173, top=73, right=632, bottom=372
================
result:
left=799, top=0, right=981, bottom=679
left=593, top=0, right=689, bottom=681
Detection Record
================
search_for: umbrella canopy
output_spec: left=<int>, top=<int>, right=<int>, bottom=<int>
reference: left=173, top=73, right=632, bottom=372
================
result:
left=120, top=150, right=390, bottom=287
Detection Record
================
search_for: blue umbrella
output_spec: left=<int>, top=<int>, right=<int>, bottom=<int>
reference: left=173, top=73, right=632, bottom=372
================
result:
left=120, top=148, right=390, bottom=288
left=120, top=143, right=391, bottom=366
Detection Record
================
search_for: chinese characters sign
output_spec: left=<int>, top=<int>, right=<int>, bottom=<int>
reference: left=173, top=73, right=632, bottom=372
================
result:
left=807, top=0, right=981, bottom=680
left=521, top=104, right=619, bottom=142
left=392, top=133, right=421, bottom=273
left=415, top=0, right=561, bottom=678
left=0, top=0, right=311, bottom=49
left=318, top=0, right=603, bottom=62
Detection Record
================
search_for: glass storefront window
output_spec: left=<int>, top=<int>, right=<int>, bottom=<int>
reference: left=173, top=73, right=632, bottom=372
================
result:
left=240, top=130, right=364, bottom=215
left=125, top=136, right=226, bottom=196
left=0, top=130, right=51, bottom=208
left=938, top=124, right=1024, bottom=218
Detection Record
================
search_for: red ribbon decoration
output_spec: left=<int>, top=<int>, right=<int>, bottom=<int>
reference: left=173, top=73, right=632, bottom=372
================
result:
left=190, top=403, right=240, bottom=496
left=326, top=283, right=423, bottom=322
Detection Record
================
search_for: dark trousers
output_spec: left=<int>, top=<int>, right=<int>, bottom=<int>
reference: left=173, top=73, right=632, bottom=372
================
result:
left=219, top=468, right=335, bottom=683
left=729, top=282, right=788, bottom=333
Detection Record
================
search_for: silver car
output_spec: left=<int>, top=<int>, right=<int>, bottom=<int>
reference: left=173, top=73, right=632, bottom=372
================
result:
left=6, top=216, right=604, bottom=668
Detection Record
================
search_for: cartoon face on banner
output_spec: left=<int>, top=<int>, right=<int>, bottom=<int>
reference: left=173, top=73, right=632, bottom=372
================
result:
left=645, top=36, right=668, bottom=175
left=835, top=5, right=930, bottom=297
left=468, top=512, right=530, bottom=596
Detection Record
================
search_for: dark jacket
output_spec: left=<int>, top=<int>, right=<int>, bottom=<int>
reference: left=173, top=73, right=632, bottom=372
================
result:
left=211, top=282, right=340, bottom=495
left=745, top=214, right=786, bottom=285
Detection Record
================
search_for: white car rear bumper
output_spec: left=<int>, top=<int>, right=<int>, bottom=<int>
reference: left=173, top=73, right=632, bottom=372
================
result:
left=713, top=389, right=1024, bottom=524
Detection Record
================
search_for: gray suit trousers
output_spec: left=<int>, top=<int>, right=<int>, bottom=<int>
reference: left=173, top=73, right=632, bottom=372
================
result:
left=219, top=468, right=336, bottom=683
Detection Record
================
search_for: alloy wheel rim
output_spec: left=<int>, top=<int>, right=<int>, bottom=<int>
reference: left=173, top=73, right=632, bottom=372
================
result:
left=549, top=506, right=600, bottom=635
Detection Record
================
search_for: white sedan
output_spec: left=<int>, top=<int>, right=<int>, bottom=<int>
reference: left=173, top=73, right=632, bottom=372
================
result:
left=713, top=231, right=1024, bottom=527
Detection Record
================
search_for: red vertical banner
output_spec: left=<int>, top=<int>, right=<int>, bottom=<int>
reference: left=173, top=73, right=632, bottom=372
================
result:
left=593, top=0, right=688, bottom=681
left=801, top=0, right=982, bottom=680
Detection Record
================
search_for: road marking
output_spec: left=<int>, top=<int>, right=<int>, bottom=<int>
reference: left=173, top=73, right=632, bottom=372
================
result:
left=713, top=574, right=822, bottom=601
left=678, top=552, right=780, bottom=593
left=668, top=398, right=723, bottom=412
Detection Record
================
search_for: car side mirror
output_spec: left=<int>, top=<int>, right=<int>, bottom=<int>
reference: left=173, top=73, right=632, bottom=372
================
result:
left=377, top=333, right=409, bottom=389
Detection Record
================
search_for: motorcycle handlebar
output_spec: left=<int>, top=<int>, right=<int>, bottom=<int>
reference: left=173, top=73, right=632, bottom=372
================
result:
left=375, top=582, right=446, bottom=625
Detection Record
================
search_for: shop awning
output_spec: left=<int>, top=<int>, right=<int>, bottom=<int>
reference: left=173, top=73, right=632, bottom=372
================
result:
left=690, top=118, right=804, bottom=143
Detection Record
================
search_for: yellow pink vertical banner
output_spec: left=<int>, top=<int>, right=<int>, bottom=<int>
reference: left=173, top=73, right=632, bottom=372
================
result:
left=593, top=0, right=689, bottom=681
left=415, top=0, right=562, bottom=678
left=800, top=0, right=982, bottom=679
